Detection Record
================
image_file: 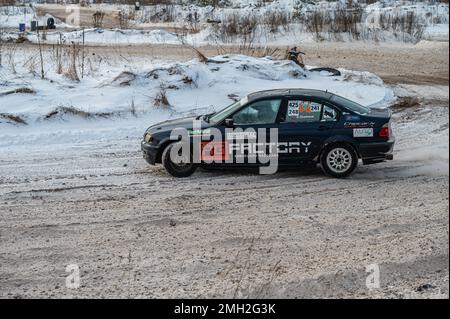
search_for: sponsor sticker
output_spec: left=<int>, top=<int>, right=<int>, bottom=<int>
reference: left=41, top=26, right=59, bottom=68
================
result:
left=288, top=101, right=322, bottom=118
left=353, top=128, right=374, bottom=137
left=344, top=122, right=375, bottom=128
left=188, top=129, right=211, bottom=136
left=309, top=102, right=322, bottom=113
left=226, top=131, right=257, bottom=140
left=200, top=141, right=229, bottom=161
left=287, top=101, right=300, bottom=118
left=344, top=114, right=362, bottom=122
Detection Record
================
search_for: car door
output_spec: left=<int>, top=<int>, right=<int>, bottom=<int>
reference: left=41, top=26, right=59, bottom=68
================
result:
left=277, top=97, right=340, bottom=164
left=225, top=98, right=285, bottom=165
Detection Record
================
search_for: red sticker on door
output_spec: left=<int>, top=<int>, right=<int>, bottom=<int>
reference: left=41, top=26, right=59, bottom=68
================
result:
left=200, top=141, right=230, bottom=161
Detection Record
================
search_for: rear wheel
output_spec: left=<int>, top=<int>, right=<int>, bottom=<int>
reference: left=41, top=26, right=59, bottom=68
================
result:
left=320, top=143, right=357, bottom=178
left=162, top=142, right=197, bottom=178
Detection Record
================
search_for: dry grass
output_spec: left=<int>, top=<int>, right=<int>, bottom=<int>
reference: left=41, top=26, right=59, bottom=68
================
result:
left=263, top=10, right=289, bottom=33
left=391, top=97, right=422, bottom=111
left=65, top=43, right=80, bottom=81
left=118, top=9, right=135, bottom=29
left=111, top=71, right=137, bottom=86
left=92, top=11, right=105, bottom=28
left=0, top=87, right=36, bottom=97
left=153, top=89, right=171, bottom=108
left=44, top=106, right=113, bottom=120
left=5, top=43, right=18, bottom=74
left=191, top=46, right=208, bottom=63
left=0, top=113, right=27, bottom=125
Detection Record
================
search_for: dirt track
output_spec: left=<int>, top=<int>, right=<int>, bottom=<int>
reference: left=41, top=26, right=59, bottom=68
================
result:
left=0, top=43, right=449, bottom=298
left=16, top=39, right=449, bottom=87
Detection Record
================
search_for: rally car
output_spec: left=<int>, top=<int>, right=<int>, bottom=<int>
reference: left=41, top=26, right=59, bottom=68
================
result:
left=141, top=89, right=394, bottom=178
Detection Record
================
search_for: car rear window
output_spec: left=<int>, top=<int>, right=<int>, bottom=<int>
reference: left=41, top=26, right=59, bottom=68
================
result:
left=330, top=95, right=370, bottom=115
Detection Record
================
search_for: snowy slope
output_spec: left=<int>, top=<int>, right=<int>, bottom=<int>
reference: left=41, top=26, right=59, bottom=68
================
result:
left=0, top=53, right=394, bottom=127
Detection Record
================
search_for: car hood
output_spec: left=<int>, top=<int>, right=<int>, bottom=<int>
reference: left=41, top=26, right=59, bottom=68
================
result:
left=146, top=116, right=210, bottom=134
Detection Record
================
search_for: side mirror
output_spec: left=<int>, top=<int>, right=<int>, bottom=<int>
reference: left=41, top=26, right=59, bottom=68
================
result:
left=225, top=118, right=234, bottom=127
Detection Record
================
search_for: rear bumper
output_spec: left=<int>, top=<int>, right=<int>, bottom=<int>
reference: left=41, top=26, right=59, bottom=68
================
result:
left=359, top=139, right=395, bottom=165
left=141, top=141, right=159, bottom=165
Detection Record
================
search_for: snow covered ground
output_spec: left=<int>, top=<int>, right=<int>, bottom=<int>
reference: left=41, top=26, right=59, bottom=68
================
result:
left=0, top=84, right=448, bottom=299
left=1, top=1, right=448, bottom=45
left=0, top=52, right=394, bottom=130
left=0, top=0, right=448, bottom=300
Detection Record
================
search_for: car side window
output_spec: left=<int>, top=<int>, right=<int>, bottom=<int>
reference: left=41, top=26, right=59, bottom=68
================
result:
left=233, top=99, right=282, bottom=125
left=286, top=100, right=322, bottom=123
left=322, top=104, right=339, bottom=122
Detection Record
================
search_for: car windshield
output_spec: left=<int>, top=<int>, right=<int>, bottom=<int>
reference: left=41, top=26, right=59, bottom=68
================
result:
left=331, top=94, right=371, bottom=115
left=209, top=97, right=248, bottom=124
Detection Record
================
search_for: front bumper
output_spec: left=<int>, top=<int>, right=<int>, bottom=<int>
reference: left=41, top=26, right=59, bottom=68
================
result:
left=359, top=138, right=395, bottom=165
left=141, top=141, right=159, bottom=165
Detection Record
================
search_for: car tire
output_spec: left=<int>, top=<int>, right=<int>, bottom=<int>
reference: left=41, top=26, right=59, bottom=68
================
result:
left=309, top=67, right=341, bottom=76
left=320, top=143, right=358, bottom=178
left=162, top=142, right=197, bottom=178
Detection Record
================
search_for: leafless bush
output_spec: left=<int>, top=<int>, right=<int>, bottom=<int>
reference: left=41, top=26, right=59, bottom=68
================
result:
left=333, top=7, right=362, bottom=37
left=51, top=34, right=64, bottom=74
left=146, top=4, right=176, bottom=23
left=65, top=43, right=80, bottom=81
left=24, top=55, right=38, bottom=75
left=153, top=89, right=170, bottom=108
left=118, top=9, right=135, bottom=29
left=264, top=10, right=289, bottom=33
left=303, top=2, right=424, bottom=42
left=305, top=4, right=363, bottom=40
left=93, top=11, right=105, bottom=28
left=36, top=28, right=45, bottom=79
left=212, top=13, right=258, bottom=52
left=378, top=11, right=424, bottom=41
left=5, top=43, right=18, bottom=74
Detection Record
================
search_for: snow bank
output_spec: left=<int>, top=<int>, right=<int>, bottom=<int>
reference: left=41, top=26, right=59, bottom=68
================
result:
left=3, top=1, right=448, bottom=45
left=423, top=24, right=449, bottom=41
left=24, top=28, right=182, bottom=46
left=0, top=53, right=394, bottom=127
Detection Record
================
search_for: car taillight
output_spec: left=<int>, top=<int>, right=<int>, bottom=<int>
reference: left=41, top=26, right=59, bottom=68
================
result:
left=379, top=122, right=390, bottom=138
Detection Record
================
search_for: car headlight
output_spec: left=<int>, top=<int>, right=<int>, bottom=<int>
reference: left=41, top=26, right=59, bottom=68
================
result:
left=144, top=133, right=153, bottom=143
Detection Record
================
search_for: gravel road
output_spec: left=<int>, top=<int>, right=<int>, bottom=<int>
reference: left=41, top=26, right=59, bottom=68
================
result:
left=0, top=44, right=448, bottom=299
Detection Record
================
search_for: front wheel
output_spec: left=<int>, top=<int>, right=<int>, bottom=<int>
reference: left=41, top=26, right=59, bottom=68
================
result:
left=320, top=144, right=357, bottom=178
left=162, top=142, right=197, bottom=178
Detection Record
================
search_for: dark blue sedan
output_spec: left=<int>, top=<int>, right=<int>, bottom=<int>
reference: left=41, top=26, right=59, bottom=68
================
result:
left=142, top=89, right=395, bottom=178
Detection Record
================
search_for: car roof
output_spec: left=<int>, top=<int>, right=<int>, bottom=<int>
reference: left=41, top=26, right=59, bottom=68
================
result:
left=247, top=88, right=334, bottom=101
